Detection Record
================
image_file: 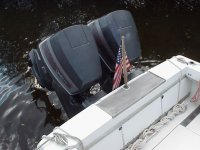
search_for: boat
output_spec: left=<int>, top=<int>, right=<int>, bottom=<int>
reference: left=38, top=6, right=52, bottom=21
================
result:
left=36, top=55, right=200, bottom=150
left=28, top=10, right=200, bottom=150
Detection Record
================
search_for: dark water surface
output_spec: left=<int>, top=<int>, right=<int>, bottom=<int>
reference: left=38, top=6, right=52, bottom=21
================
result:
left=0, top=0, right=200, bottom=149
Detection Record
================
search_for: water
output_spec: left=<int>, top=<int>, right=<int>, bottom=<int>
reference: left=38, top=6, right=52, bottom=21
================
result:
left=0, top=0, right=200, bottom=149
left=0, top=67, right=67, bottom=149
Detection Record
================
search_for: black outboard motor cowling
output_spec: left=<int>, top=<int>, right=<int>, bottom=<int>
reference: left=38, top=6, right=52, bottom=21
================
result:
left=88, top=10, right=141, bottom=71
left=29, top=25, right=102, bottom=118
left=37, top=25, right=101, bottom=95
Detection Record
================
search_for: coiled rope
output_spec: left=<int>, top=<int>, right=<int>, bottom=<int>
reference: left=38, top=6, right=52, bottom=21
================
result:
left=36, top=127, right=84, bottom=150
left=125, top=101, right=188, bottom=150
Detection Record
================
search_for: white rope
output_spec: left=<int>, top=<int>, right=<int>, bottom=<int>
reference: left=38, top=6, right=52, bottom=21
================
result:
left=90, top=83, right=101, bottom=95
left=36, top=127, right=84, bottom=150
left=125, top=100, right=189, bottom=150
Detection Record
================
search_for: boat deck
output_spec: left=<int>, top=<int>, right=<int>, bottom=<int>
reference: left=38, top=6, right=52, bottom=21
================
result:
left=143, top=98, right=200, bottom=150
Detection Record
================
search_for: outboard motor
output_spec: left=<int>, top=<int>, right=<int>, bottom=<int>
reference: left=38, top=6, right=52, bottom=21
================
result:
left=28, top=10, right=142, bottom=118
left=88, top=10, right=141, bottom=71
left=29, top=25, right=102, bottom=118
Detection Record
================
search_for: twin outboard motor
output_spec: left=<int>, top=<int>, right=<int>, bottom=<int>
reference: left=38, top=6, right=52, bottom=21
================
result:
left=28, top=10, right=141, bottom=118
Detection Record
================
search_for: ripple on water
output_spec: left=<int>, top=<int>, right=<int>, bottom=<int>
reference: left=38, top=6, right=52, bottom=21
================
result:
left=0, top=74, right=66, bottom=149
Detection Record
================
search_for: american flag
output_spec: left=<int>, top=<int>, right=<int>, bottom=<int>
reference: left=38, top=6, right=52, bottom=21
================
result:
left=112, top=45, right=131, bottom=90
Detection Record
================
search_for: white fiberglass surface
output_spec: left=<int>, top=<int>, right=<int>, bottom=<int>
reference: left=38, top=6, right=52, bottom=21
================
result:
left=153, top=125, right=200, bottom=150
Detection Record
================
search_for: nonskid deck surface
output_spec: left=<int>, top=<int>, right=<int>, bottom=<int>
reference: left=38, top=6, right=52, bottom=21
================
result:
left=97, top=72, right=165, bottom=117
left=143, top=98, right=200, bottom=150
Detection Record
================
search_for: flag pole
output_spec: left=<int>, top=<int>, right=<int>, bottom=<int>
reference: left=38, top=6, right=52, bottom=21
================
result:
left=121, top=36, right=129, bottom=89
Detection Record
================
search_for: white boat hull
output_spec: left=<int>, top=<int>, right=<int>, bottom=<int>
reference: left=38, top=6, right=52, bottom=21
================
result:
left=37, top=55, right=200, bottom=150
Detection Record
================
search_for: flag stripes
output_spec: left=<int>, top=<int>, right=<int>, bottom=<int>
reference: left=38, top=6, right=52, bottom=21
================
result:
left=112, top=44, right=131, bottom=90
